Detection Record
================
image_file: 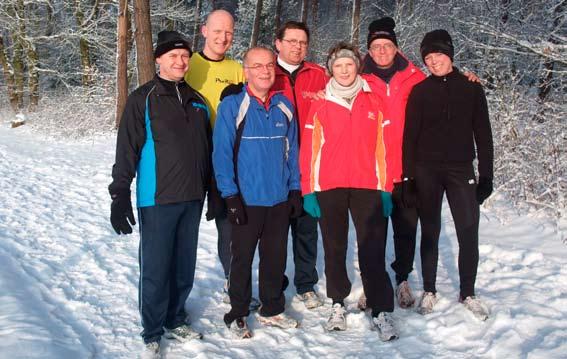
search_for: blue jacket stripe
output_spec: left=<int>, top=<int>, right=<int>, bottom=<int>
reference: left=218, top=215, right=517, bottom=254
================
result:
left=192, top=102, right=210, bottom=122
left=136, top=94, right=157, bottom=207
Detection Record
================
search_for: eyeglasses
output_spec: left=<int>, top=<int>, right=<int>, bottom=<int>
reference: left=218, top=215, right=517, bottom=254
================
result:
left=244, top=63, right=276, bottom=71
left=282, top=38, right=308, bottom=48
left=369, top=43, right=396, bottom=52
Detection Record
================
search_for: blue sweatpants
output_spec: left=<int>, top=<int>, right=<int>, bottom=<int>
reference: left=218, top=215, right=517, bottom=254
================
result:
left=137, top=200, right=203, bottom=344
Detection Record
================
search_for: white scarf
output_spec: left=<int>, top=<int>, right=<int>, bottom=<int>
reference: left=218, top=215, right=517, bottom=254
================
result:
left=327, top=75, right=363, bottom=105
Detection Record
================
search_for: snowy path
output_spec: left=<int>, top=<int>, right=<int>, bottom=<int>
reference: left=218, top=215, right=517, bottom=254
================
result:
left=0, top=126, right=565, bottom=358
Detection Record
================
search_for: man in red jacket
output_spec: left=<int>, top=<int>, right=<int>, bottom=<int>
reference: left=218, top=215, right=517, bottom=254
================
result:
left=272, top=21, right=328, bottom=309
left=359, top=17, right=426, bottom=310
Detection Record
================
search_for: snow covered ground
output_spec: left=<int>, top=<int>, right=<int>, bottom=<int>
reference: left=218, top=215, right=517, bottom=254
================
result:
left=0, top=125, right=566, bottom=359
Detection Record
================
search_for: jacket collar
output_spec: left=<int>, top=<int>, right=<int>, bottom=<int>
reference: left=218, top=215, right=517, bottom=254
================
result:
left=430, top=66, right=460, bottom=82
left=153, top=74, right=201, bottom=102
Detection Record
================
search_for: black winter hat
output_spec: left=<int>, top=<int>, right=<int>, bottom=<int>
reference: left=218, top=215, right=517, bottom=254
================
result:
left=154, top=30, right=192, bottom=59
left=367, top=17, right=398, bottom=49
left=420, top=29, right=454, bottom=63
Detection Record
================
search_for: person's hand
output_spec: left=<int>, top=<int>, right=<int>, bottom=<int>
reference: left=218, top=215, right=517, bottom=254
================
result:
left=206, top=183, right=225, bottom=221
left=314, top=90, right=326, bottom=100
left=401, top=179, right=418, bottom=208
left=381, top=191, right=393, bottom=218
left=303, top=192, right=321, bottom=218
left=225, top=195, right=247, bottom=225
left=463, top=70, right=481, bottom=83
left=288, top=190, right=303, bottom=218
left=476, top=177, right=493, bottom=205
left=110, top=190, right=136, bottom=234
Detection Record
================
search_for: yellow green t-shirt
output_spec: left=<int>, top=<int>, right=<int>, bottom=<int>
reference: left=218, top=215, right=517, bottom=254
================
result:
left=185, top=52, right=244, bottom=127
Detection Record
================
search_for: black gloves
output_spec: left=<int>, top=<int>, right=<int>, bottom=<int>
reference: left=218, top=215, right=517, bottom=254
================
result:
left=288, top=190, right=303, bottom=218
left=476, top=177, right=493, bottom=205
left=401, top=179, right=418, bottom=208
left=206, top=181, right=225, bottom=221
left=225, top=195, right=247, bottom=225
left=110, top=190, right=136, bottom=234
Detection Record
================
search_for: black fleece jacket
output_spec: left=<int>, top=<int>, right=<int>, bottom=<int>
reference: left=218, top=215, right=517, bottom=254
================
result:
left=402, top=67, right=493, bottom=179
left=109, top=75, right=212, bottom=206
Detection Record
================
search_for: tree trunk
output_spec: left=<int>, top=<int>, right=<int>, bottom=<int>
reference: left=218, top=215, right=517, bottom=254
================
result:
left=115, top=0, right=129, bottom=128
left=74, top=0, right=94, bottom=86
left=0, top=36, right=19, bottom=112
left=301, top=0, right=309, bottom=23
left=26, top=42, right=39, bottom=111
left=133, top=0, right=155, bottom=85
left=311, top=0, right=318, bottom=42
left=537, top=0, right=564, bottom=103
left=351, top=0, right=361, bottom=47
left=192, top=0, right=202, bottom=51
left=249, top=0, right=263, bottom=47
left=274, top=0, right=283, bottom=33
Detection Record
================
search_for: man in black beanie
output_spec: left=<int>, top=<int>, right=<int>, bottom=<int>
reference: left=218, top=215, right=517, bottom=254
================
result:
left=402, top=29, right=494, bottom=321
left=109, top=29, right=211, bottom=358
left=359, top=17, right=426, bottom=311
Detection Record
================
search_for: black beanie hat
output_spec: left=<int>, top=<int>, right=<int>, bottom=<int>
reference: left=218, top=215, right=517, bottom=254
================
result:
left=154, top=30, right=192, bottom=59
left=420, top=29, right=454, bottom=63
left=367, top=17, right=398, bottom=49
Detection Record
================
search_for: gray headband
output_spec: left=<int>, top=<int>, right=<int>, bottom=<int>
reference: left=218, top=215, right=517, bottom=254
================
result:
left=327, top=48, right=360, bottom=73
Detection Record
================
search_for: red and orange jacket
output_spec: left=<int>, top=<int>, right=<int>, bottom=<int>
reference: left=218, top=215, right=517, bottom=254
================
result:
left=273, top=61, right=329, bottom=141
left=362, top=54, right=426, bottom=183
left=300, top=76, right=394, bottom=195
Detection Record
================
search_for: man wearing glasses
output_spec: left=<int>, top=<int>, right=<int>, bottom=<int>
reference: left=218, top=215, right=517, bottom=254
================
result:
left=213, top=47, right=302, bottom=338
left=272, top=21, right=328, bottom=310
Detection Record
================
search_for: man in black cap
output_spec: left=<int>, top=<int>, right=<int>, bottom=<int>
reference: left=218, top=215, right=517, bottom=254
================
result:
left=402, top=29, right=494, bottom=321
left=109, top=30, right=211, bottom=358
left=359, top=17, right=426, bottom=311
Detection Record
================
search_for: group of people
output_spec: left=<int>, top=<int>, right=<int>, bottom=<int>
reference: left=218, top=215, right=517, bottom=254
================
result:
left=108, top=9, right=494, bottom=358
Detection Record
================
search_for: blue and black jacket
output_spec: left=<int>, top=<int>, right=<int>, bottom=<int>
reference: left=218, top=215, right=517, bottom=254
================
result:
left=213, top=85, right=300, bottom=207
left=109, top=75, right=212, bottom=207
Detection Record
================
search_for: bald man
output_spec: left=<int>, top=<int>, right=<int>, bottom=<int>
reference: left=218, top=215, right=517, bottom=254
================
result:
left=185, top=10, right=256, bottom=308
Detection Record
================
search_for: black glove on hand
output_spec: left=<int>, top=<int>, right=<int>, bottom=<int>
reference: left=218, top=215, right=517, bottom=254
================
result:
left=110, top=190, right=136, bottom=235
left=225, top=195, right=247, bottom=225
left=288, top=190, right=303, bottom=218
left=401, top=179, right=418, bottom=208
left=476, top=177, right=493, bottom=205
left=205, top=182, right=226, bottom=221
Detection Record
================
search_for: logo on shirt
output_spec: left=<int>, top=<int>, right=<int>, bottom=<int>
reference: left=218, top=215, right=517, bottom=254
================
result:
left=368, top=111, right=376, bottom=120
left=275, top=122, right=285, bottom=127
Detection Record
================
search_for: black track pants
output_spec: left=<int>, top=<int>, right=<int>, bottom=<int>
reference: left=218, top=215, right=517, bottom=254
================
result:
left=318, top=188, right=394, bottom=313
left=289, top=211, right=319, bottom=294
left=415, top=162, right=480, bottom=298
left=225, top=201, right=289, bottom=322
left=390, top=183, right=419, bottom=284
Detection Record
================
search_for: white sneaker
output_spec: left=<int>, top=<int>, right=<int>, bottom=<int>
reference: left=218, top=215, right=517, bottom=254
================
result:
left=417, top=292, right=438, bottom=315
left=461, top=296, right=489, bottom=321
left=372, top=312, right=399, bottom=341
left=357, top=293, right=367, bottom=311
left=257, top=312, right=299, bottom=329
left=141, top=341, right=161, bottom=359
left=164, top=324, right=203, bottom=342
left=396, top=281, right=416, bottom=309
left=325, top=303, right=347, bottom=331
left=296, top=291, right=323, bottom=309
left=228, top=317, right=253, bottom=339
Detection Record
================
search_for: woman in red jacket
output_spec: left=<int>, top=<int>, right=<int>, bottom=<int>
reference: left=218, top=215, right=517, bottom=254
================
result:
left=299, top=42, right=398, bottom=342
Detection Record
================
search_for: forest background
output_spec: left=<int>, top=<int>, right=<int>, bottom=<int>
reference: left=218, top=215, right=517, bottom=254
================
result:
left=0, top=0, right=565, bottom=227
